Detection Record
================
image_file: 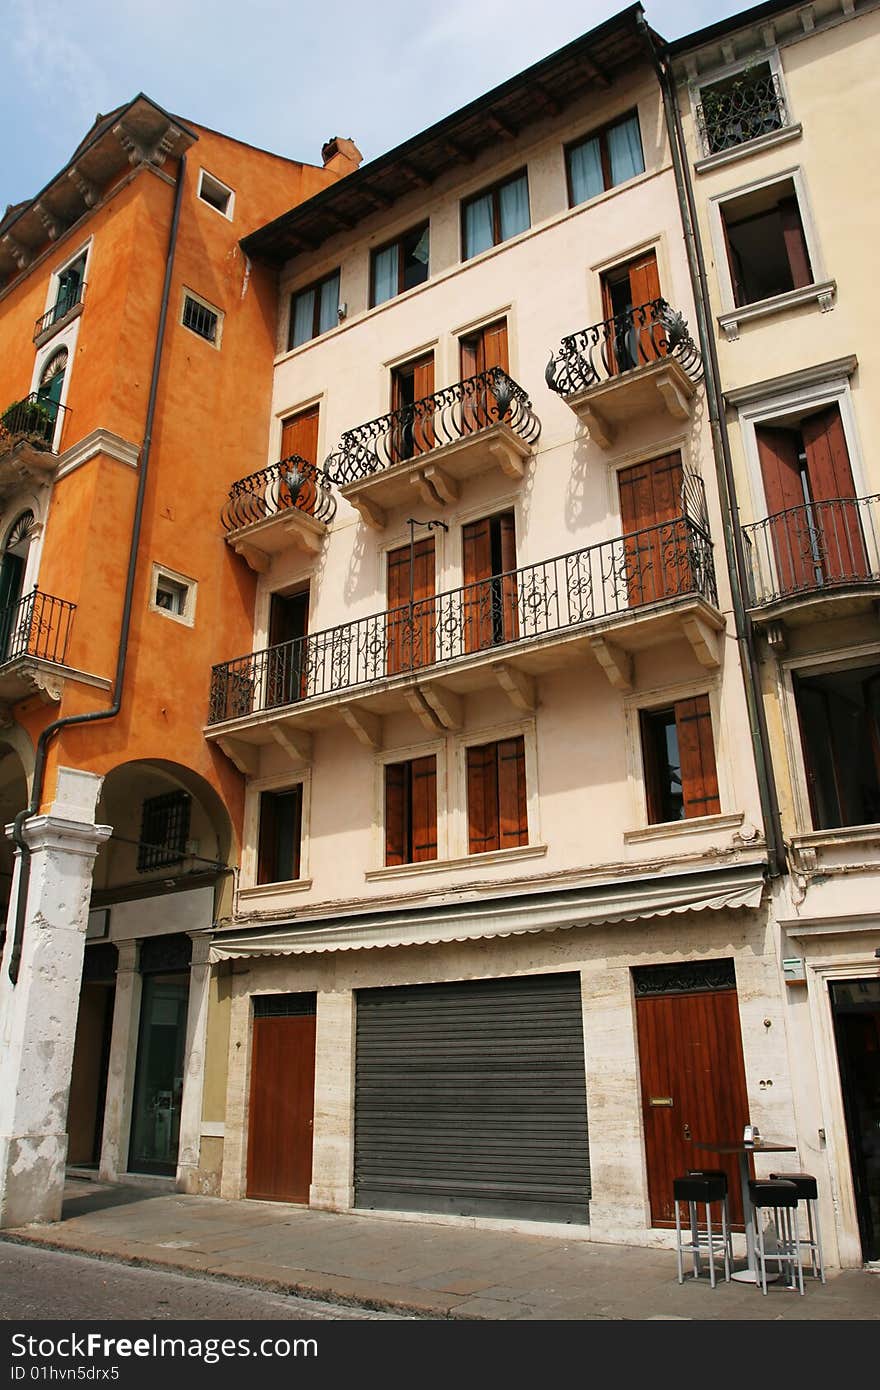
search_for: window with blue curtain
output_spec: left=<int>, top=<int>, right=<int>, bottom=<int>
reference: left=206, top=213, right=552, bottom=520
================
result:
left=462, top=171, right=530, bottom=260
left=567, top=112, right=644, bottom=208
left=371, top=225, right=429, bottom=307
left=288, top=270, right=340, bottom=350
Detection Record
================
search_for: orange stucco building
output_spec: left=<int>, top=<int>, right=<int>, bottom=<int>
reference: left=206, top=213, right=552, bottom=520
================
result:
left=0, top=96, right=360, bottom=1222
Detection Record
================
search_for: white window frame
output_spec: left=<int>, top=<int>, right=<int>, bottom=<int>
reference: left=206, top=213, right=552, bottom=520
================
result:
left=708, top=167, right=835, bottom=339
left=453, top=717, right=540, bottom=861
left=778, top=642, right=880, bottom=837
left=242, top=768, right=312, bottom=891
left=149, top=562, right=197, bottom=627
left=688, top=49, right=799, bottom=170
left=372, top=737, right=448, bottom=871
left=197, top=168, right=235, bottom=221
left=29, top=335, right=76, bottom=451
left=623, top=676, right=736, bottom=836
left=36, top=239, right=91, bottom=347
left=180, top=287, right=223, bottom=348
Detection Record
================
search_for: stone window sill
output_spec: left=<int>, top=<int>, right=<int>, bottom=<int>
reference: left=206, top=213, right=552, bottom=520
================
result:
left=624, top=812, right=746, bottom=844
left=719, top=280, right=836, bottom=342
left=365, top=843, right=548, bottom=881
left=694, top=124, right=802, bottom=176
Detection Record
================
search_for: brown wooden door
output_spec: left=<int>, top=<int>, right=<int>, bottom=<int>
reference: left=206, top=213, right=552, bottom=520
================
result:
left=636, top=986, right=750, bottom=1227
left=279, top=404, right=320, bottom=516
left=618, top=452, right=687, bottom=606
left=460, top=318, right=509, bottom=431
left=247, top=1011, right=317, bottom=1203
left=602, top=251, right=662, bottom=373
left=386, top=536, right=435, bottom=676
left=462, top=511, right=518, bottom=654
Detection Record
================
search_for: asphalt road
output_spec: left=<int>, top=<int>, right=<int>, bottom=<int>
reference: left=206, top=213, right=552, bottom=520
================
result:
left=0, top=1242, right=402, bottom=1321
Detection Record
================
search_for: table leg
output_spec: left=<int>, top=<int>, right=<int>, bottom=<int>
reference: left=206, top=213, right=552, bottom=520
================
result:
left=730, top=1149, right=777, bottom=1284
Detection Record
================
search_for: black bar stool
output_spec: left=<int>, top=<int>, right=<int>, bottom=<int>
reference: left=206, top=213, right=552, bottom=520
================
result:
left=673, top=1171, right=731, bottom=1288
left=770, top=1172, right=825, bottom=1282
left=688, top=1168, right=734, bottom=1270
left=748, top=1179, right=804, bottom=1295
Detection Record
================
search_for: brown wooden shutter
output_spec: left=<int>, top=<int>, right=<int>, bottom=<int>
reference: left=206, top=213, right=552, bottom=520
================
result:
left=386, top=538, right=435, bottom=674
left=627, top=250, right=661, bottom=308
left=779, top=197, right=813, bottom=290
left=385, top=762, right=408, bottom=867
left=640, top=710, right=666, bottom=826
left=498, top=510, right=519, bottom=642
left=481, top=319, right=509, bottom=374
left=412, top=353, right=435, bottom=454
left=618, top=453, right=686, bottom=605
left=467, top=743, right=500, bottom=854
left=386, top=544, right=410, bottom=677
left=802, top=405, right=866, bottom=583
left=462, top=518, right=493, bottom=653
left=675, top=696, right=721, bottom=819
left=628, top=251, right=662, bottom=363
left=720, top=211, right=746, bottom=307
left=459, top=320, right=508, bottom=432
left=410, top=755, right=438, bottom=862
left=281, top=404, right=320, bottom=464
left=756, top=425, right=810, bottom=594
left=497, top=736, right=528, bottom=848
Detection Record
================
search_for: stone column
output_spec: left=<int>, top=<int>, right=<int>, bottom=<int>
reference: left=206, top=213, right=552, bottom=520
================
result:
left=0, top=768, right=110, bottom=1229
left=175, top=934, right=212, bottom=1194
left=98, top=940, right=141, bottom=1181
left=310, top=990, right=355, bottom=1210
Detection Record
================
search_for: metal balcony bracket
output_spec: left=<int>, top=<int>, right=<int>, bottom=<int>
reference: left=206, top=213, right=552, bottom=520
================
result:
left=231, top=540, right=271, bottom=574
left=340, top=707, right=383, bottom=749
left=216, top=737, right=260, bottom=777
left=271, top=725, right=313, bottom=764
left=419, top=682, right=463, bottom=731
left=590, top=637, right=634, bottom=691
left=680, top=612, right=724, bottom=669
left=492, top=662, right=537, bottom=712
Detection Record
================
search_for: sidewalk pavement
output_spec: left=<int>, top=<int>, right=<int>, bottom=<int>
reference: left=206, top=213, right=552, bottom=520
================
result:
left=2, top=1178, right=878, bottom=1320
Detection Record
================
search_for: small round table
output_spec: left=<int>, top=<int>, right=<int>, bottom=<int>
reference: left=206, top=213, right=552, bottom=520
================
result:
left=693, top=1139, right=796, bottom=1283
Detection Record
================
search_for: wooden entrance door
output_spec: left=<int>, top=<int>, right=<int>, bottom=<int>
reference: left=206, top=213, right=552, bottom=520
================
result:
left=247, top=1005, right=317, bottom=1203
left=618, top=452, right=688, bottom=606
left=635, top=980, right=751, bottom=1227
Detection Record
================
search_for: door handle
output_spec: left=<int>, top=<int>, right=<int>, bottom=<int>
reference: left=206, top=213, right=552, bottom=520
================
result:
left=683, top=1123, right=692, bottom=1141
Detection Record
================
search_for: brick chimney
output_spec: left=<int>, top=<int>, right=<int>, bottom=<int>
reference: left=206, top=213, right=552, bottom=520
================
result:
left=321, top=137, right=363, bottom=176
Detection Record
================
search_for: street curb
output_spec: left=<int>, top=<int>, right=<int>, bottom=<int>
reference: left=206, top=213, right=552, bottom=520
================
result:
left=0, top=1231, right=486, bottom=1320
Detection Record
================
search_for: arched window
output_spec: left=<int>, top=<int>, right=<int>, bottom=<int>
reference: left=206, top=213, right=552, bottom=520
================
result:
left=37, top=347, right=68, bottom=412
left=0, top=510, right=36, bottom=657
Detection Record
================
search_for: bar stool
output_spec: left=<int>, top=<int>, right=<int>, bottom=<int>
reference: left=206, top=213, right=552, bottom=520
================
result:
left=688, top=1168, right=734, bottom=1270
left=673, top=1172, right=731, bottom=1288
left=748, top=1179, right=804, bottom=1296
left=770, top=1172, right=825, bottom=1282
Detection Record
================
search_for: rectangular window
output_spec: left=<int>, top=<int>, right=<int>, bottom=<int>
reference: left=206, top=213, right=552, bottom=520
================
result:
left=182, top=292, right=220, bottom=344
left=155, top=576, right=187, bottom=615
left=697, top=63, right=786, bottom=156
left=280, top=403, right=320, bottom=465
left=197, top=170, right=234, bottom=218
left=600, top=249, right=662, bottom=373
left=386, top=535, right=435, bottom=675
left=462, top=171, right=530, bottom=260
left=720, top=177, right=813, bottom=308
left=54, top=253, right=86, bottom=319
left=794, top=665, right=880, bottom=831
left=150, top=564, right=196, bottom=626
left=138, top=791, right=191, bottom=872
left=288, top=270, right=340, bottom=350
left=462, top=510, right=518, bottom=653
left=385, top=756, right=438, bottom=865
left=257, top=786, right=303, bottom=884
left=370, top=224, right=429, bottom=307
left=640, top=695, right=721, bottom=824
left=390, top=352, right=435, bottom=462
left=466, top=735, right=528, bottom=854
left=566, top=111, right=645, bottom=207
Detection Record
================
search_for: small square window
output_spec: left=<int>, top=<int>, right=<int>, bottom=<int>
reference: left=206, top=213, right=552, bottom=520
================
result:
left=640, top=695, right=720, bottom=824
left=370, top=225, right=429, bottom=307
left=181, top=291, right=221, bottom=345
left=198, top=170, right=234, bottom=219
left=150, top=564, right=196, bottom=626
left=462, top=171, right=530, bottom=260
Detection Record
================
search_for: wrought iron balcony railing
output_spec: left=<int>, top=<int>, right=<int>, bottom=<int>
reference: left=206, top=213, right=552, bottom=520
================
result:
left=0, top=393, right=68, bottom=454
left=208, top=516, right=716, bottom=724
left=695, top=72, right=787, bottom=158
left=545, top=298, right=702, bottom=397
left=743, top=495, right=880, bottom=608
left=0, top=587, right=76, bottom=667
left=324, top=367, right=541, bottom=487
left=33, top=281, right=86, bottom=341
left=221, top=455, right=337, bottom=533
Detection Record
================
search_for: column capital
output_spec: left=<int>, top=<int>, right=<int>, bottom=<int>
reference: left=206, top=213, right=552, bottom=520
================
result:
left=115, top=939, right=140, bottom=973
left=188, top=934, right=212, bottom=968
left=11, top=815, right=112, bottom=859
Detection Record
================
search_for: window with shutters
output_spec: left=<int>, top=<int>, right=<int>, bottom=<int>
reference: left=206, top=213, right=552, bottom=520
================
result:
left=719, top=177, right=814, bottom=308
left=466, top=735, right=528, bottom=855
left=793, top=664, right=880, bottom=831
left=600, top=250, right=662, bottom=375
left=566, top=111, right=645, bottom=208
left=462, top=171, right=530, bottom=260
left=384, top=756, right=438, bottom=866
left=386, top=535, right=435, bottom=675
left=370, top=224, right=429, bottom=307
left=461, top=510, right=518, bottom=653
left=640, top=696, right=721, bottom=824
left=288, top=270, right=340, bottom=350
left=390, top=352, right=435, bottom=462
left=257, top=785, right=304, bottom=884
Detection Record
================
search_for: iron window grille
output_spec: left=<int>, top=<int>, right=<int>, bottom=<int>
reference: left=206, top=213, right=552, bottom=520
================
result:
left=137, top=791, right=192, bottom=873
left=182, top=294, right=219, bottom=344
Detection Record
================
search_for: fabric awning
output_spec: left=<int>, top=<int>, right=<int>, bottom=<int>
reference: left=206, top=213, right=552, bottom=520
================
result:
left=209, top=862, right=766, bottom=961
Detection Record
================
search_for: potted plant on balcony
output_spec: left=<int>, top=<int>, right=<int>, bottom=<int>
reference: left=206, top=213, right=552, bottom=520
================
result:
left=0, top=396, right=56, bottom=453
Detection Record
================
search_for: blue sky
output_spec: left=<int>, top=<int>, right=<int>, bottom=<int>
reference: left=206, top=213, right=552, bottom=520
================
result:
left=1, top=0, right=746, bottom=208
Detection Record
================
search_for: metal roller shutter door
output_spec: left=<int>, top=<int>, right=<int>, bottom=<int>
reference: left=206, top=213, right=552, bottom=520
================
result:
left=354, top=972, right=590, bottom=1223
